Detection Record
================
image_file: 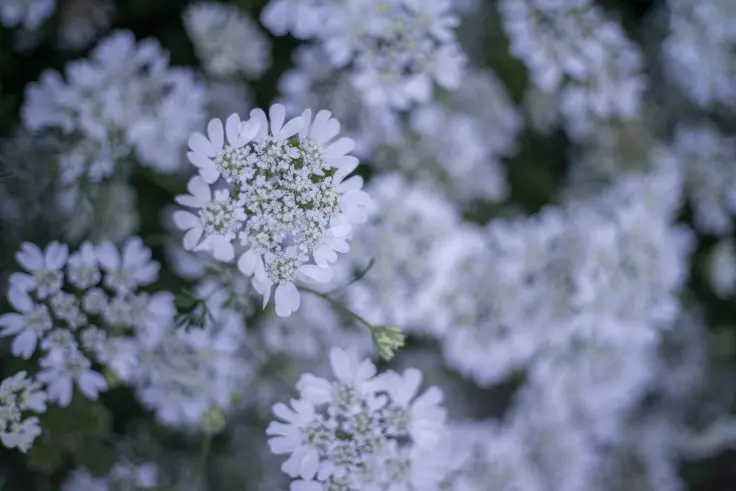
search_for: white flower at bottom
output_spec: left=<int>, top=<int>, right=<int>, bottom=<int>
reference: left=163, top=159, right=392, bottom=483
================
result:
left=37, top=350, right=107, bottom=407
left=0, top=371, right=48, bottom=453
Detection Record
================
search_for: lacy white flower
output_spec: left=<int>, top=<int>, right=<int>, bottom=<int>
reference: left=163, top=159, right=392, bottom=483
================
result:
left=131, top=313, right=251, bottom=429
left=278, top=44, right=404, bottom=158
left=662, top=0, right=736, bottom=110
left=183, top=2, right=271, bottom=78
left=0, top=371, right=48, bottom=452
left=0, top=238, right=178, bottom=411
left=674, top=122, right=736, bottom=236
left=10, top=241, right=68, bottom=299
left=379, top=68, right=521, bottom=204
left=343, top=174, right=464, bottom=330
left=267, top=347, right=446, bottom=488
left=176, top=104, right=371, bottom=317
left=0, top=0, right=55, bottom=29
left=499, top=0, right=645, bottom=141
left=22, top=30, right=207, bottom=174
left=322, top=0, right=467, bottom=109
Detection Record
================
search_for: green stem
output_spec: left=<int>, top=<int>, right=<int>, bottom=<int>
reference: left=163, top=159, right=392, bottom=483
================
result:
left=299, top=286, right=374, bottom=331
left=194, top=434, right=212, bottom=480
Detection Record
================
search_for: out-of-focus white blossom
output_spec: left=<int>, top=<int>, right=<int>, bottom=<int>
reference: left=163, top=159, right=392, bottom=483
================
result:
left=662, top=0, right=736, bottom=110
left=0, top=371, right=47, bottom=452
left=500, top=0, right=646, bottom=141
left=322, top=0, right=467, bottom=110
left=674, top=123, right=736, bottom=236
left=61, top=461, right=159, bottom=490
left=707, top=239, right=736, bottom=298
left=184, top=2, right=271, bottom=78
left=379, top=68, right=521, bottom=203
left=23, top=30, right=207, bottom=174
left=0, top=0, right=55, bottom=30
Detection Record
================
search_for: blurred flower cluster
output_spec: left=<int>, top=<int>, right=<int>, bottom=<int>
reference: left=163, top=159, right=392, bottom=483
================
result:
left=0, top=0, right=735, bottom=490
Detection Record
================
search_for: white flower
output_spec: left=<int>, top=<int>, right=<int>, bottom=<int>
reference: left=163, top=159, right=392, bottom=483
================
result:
left=178, top=104, right=371, bottom=317
left=0, top=371, right=48, bottom=453
left=378, top=368, right=447, bottom=448
left=267, top=398, right=329, bottom=480
left=174, top=177, right=246, bottom=261
left=183, top=2, right=271, bottom=78
left=96, top=236, right=160, bottom=294
left=0, top=288, right=53, bottom=359
left=66, top=241, right=101, bottom=289
left=10, top=241, right=68, bottom=299
left=0, top=0, right=56, bottom=30
left=37, top=350, right=107, bottom=407
left=267, top=347, right=448, bottom=489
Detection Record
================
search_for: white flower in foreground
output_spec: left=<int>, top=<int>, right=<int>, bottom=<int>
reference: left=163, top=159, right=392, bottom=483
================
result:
left=0, top=371, right=48, bottom=453
left=267, top=347, right=447, bottom=488
left=37, top=349, right=107, bottom=407
left=175, top=104, right=371, bottom=317
left=183, top=2, right=271, bottom=78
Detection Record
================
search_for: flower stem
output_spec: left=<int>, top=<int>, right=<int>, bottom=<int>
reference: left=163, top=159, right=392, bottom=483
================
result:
left=299, top=286, right=373, bottom=330
left=194, top=433, right=212, bottom=481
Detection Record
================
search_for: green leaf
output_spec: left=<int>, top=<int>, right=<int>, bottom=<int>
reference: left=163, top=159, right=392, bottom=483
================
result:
left=27, top=434, right=65, bottom=474
left=70, top=438, right=116, bottom=477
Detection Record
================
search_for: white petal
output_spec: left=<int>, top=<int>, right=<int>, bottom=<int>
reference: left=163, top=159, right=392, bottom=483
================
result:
left=8, top=288, right=33, bottom=312
left=16, top=243, right=43, bottom=271
left=225, top=113, right=241, bottom=145
left=325, top=137, right=355, bottom=158
left=189, top=132, right=216, bottom=157
left=172, top=211, right=199, bottom=230
left=279, top=116, right=305, bottom=139
left=269, top=104, right=286, bottom=134
left=300, top=265, right=333, bottom=283
left=183, top=227, right=203, bottom=250
left=207, top=118, right=225, bottom=151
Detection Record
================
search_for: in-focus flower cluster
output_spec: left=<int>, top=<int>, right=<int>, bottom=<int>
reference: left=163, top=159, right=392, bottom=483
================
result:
left=267, top=347, right=446, bottom=489
left=175, top=104, right=371, bottom=317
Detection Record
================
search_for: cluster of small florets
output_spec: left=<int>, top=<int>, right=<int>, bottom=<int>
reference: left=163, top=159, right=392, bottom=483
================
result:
left=176, top=104, right=370, bottom=317
left=22, top=30, right=207, bottom=176
left=0, top=371, right=48, bottom=452
left=500, top=0, right=645, bottom=141
left=262, top=0, right=467, bottom=110
left=183, top=2, right=272, bottom=78
left=267, top=347, right=446, bottom=490
left=0, top=238, right=171, bottom=411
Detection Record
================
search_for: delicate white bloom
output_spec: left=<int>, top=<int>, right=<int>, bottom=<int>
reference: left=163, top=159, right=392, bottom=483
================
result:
left=379, top=68, right=521, bottom=204
left=22, top=30, right=207, bottom=174
left=37, top=349, right=107, bottom=407
left=662, top=0, right=736, bottom=110
left=132, top=317, right=251, bottom=429
left=278, top=44, right=404, bottom=158
left=343, top=174, right=464, bottom=330
left=66, top=241, right=101, bottom=289
left=322, top=0, right=467, bottom=110
left=268, top=347, right=447, bottom=488
left=0, top=0, right=55, bottom=30
left=260, top=0, right=339, bottom=39
left=96, top=236, right=160, bottom=294
left=183, top=2, right=271, bottom=78
left=707, top=239, right=736, bottom=299
left=674, top=123, right=736, bottom=236
left=62, top=461, right=159, bottom=490
left=176, top=104, right=371, bottom=317
left=0, top=371, right=48, bottom=453
left=0, top=288, right=53, bottom=359
left=499, top=0, right=645, bottom=140
left=10, top=241, right=68, bottom=299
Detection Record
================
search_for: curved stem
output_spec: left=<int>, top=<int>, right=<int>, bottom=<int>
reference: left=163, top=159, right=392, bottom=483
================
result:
left=299, top=286, right=374, bottom=330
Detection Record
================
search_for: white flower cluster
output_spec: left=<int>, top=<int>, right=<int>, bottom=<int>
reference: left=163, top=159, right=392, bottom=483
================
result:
left=183, top=2, right=272, bottom=78
left=22, top=30, right=207, bottom=175
left=500, top=0, right=646, bottom=140
left=262, top=0, right=467, bottom=111
left=674, top=122, right=736, bottom=236
left=0, top=371, right=47, bottom=452
left=0, top=0, right=55, bottom=30
left=662, top=0, right=736, bottom=110
left=0, top=238, right=172, bottom=409
left=175, top=104, right=370, bottom=317
left=267, top=347, right=446, bottom=490
left=61, top=461, right=159, bottom=490
left=383, top=67, right=522, bottom=203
